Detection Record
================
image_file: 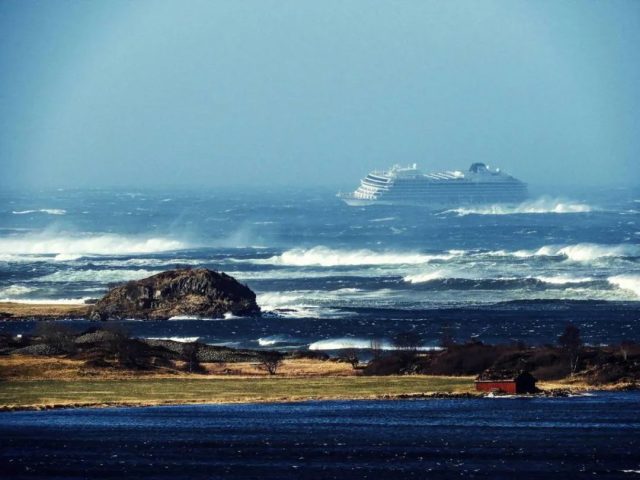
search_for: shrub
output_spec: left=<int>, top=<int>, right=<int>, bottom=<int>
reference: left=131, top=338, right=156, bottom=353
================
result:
left=258, top=351, right=284, bottom=375
left=34, top=322, right=76, bottom=354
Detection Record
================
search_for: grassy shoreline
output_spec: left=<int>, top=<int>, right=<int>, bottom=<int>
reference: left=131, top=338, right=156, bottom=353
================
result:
left=0, top=302, right=89, bottom=320
left=0, top=375, right=479, bottom=411
left=0, top=355, right=619, bottom=412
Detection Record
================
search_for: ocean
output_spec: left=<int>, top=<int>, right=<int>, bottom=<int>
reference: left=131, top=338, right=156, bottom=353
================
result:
left=1, top=393, right=639, bottom=479
left=0, top=186, right=639, bottom=348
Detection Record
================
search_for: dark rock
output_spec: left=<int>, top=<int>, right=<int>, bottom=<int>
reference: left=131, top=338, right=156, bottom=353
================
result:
left=13, top=344, right=63, bottom=356
left=89, top=268, right=260, bottom=320
left=142, top=339, right=261, bottom=363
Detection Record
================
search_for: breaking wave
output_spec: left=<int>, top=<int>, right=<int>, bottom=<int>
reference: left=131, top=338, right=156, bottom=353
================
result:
left=12, top=209, right=66, bottom=215
left=404, top=270, right=451, bottom=284
left=256, top=291, right=357, bottom=319
left=497, top=243, right=639, bottom=262
left=445, top=197, right=593, bottom=216
left=258, top=335, right=295, bottom=347
left=608, top=275, right=640, bottom=298
left=253, top=246, right=462, bottom=267
left=146, top=337, right=200, bottom=343
left=534, top=275, right=594, bottom=285
left=0, top=233, right=188, bottom=259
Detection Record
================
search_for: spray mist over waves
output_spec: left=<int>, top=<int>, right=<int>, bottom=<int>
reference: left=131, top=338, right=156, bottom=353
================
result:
left=37, top=269, right=154, bottom=283
left=445, top=197, right=594, bottom=216
left=0, top=232, right=189, bottom=260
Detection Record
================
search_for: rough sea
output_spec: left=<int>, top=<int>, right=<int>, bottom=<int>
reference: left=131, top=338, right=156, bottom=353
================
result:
left=0, top=186, right=639, bottom=348
left=2, top=187, right=640, bottom=478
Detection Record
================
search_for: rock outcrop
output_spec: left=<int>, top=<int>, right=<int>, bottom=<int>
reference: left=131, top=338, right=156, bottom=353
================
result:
left=89, top=268, right=260, bottom=320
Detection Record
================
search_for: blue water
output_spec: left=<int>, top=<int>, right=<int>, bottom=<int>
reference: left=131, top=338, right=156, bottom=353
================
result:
left=0, top=187, right=639, bottom=347
left=1, top=393, right=639, bottom=479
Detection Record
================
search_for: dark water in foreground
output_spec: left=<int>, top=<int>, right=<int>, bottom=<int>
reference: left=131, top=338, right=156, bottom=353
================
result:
left=1, top=392, right=639, bottom=479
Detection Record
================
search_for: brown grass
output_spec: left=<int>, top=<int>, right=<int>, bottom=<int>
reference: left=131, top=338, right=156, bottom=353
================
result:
left=0, top=355, right=356, bottom=380
left=0, top=302, right=89, bottom=319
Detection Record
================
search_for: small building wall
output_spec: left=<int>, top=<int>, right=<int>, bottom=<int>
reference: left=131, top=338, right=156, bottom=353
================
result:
left=475, top=380, right=517, bottom=394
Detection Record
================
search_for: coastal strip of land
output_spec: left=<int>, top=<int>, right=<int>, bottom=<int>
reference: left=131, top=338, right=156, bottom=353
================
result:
left=0, top=302, right=89, bottom=320
left=0, top=355, right=606, bottom=411
left=0, top=375, right=477, bottom=411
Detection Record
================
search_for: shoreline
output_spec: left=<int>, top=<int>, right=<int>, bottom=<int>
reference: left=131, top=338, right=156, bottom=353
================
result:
left=0, top=391, right=483, bottom=413
left=1, top=383, right=633, bottom=413
left=1, top=368, right=632, bottom=413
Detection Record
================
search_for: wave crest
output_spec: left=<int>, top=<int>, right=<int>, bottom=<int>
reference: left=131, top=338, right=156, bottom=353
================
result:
left=254, top=246, right=460, bottom=267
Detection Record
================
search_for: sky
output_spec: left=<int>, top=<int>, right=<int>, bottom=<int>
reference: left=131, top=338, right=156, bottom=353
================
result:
left=0, top=0, right=639, bottom=189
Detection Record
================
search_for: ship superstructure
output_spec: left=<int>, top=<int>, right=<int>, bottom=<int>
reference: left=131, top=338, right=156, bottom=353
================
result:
left=338, top=163, right=527, bottom=207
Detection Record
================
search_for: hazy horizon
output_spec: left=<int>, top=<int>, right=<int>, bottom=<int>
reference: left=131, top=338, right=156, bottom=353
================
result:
left=1, top=0, right=639, bottom=189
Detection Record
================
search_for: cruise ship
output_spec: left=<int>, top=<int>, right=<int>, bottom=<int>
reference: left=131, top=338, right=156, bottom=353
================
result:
left=338, top=163, right=528, bottom=207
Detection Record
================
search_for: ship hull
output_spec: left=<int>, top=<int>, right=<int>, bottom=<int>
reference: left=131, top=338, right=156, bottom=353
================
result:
left=340, top=163, right=528, bottom=208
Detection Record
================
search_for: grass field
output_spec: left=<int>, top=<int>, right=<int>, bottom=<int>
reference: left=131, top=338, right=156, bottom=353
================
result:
left=0, top=376, right=476, bottom=410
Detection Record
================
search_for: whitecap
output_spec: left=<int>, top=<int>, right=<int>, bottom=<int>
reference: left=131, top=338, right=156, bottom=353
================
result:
left=145, top=336, right=200, bottom=343
left=608, top=275, right=640, bottom=298
left=308, top=338, right=442, bottom=351
left=557, top=243, right=639, bottom=262
left=258, top=335, right=292, bottom=346
left=12, top=209, right=66, bottom=215
left=484, top=243, right=639, bottom=262
left=534, top=275, right=594, bottom=285
left=249, top=246, right=461, bottom=267
left=403, top=270, right=449, bottom=284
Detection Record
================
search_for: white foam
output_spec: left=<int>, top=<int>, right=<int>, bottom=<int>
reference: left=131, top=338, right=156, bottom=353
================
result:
left=557, top=243, right=639, bottom=262
left=0, top=285, right=37, bottom=296
left=308, top=338, right=395, bottom=350
left=12, top=209, right=66, bottom=215
left=146, top=336, right=200, bottom=343
left=0, top=233, right=187, bottom=258
left=252, top=246, right=460, bottom=267
left=486, top=243, right=639, bottom=262
left=257, top=292, right=308, bottom=310
left=258, top=335, right=292, bottom=346
left=403, top=270, right=449, bottom=284
left=308, top=338, right=442, bottom=351
left=445, top=197, right=593, bottom=216
left=608, top=275, right=640, bottom=298
left=535, top=275, right=594, bottom=285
